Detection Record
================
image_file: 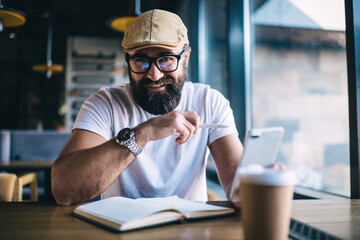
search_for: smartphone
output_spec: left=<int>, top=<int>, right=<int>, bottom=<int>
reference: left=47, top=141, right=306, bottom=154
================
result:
left=229, top=127, right=285, bottom=202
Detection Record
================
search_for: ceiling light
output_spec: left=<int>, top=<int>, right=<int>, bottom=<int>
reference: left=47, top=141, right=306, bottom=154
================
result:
left=108, top=0, right=141, bottom=32
left=32, top=13, right=63, bottom=79
left=0, top=0, right=27, bottom=32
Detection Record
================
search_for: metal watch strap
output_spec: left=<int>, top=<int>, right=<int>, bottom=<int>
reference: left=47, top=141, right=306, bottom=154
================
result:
left=116, top=129, right=142, bottom=156
left=123, top=130, right=142, bottom=156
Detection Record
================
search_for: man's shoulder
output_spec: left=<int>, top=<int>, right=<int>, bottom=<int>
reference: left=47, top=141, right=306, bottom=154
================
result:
left=84, top=83, right=133, bottom=108
left=184, top=81, right=209, bottom=88
left=183, top=81, right=210, bottom=93
left=183, top=81, right=224, bottom=98
left=92, top=83, right=131, bottom=98
left=99, top=83, right=131, bottom=93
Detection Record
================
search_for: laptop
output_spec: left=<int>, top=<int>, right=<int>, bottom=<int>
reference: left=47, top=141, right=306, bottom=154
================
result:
left=229, top=126, right=284, bottom=202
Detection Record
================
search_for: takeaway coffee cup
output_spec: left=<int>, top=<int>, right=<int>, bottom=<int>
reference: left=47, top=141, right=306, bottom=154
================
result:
left=239, top=165, right=297, bottom=240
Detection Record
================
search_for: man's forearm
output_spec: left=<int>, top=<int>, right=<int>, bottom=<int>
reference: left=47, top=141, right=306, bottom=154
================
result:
left=209, top=134, right=243, bottom=201
left=52, top=111, right=201, bottom=205
left=51, top=138, right=135, bottom=205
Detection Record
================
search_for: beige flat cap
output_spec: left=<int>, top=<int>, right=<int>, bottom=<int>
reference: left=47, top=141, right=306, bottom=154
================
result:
left=122, top=9, right=189, bottom=53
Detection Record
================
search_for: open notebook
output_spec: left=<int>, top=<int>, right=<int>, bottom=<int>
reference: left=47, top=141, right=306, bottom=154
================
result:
left=73, top=196, right=235, bottom=232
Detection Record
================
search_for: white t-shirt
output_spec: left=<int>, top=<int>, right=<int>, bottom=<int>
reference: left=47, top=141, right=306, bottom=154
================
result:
left=73, top=81, right=238, bottom=201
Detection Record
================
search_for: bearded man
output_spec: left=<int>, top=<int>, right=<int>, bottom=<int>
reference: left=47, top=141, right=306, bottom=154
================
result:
left=52, top=9, right=243, bottom=206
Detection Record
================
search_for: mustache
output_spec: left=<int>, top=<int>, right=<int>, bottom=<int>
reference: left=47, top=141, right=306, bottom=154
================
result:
left=141, top=77, right=175, bottom=88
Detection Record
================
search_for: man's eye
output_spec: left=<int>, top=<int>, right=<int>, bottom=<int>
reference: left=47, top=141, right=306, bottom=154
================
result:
left=133, top=58, right=148, bottom=64
left=159, top=56, right=175, bottom=64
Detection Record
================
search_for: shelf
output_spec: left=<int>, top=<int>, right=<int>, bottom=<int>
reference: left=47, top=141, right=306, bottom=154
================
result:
left=70, top=71, right=116, bottom=75
left=71, top=58, right=117, bottom=63
left=65, top=36, right=127, bottom=131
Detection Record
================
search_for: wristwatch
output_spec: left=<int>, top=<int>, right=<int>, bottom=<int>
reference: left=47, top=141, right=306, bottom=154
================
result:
left=115, top=128, right=142, bottom=156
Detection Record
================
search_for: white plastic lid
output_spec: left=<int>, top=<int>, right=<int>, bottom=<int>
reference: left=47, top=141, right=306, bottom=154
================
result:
left=239, top=164, right=297, bottom=186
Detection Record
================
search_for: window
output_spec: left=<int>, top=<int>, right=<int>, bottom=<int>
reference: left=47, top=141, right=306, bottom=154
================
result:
left=180, top=0, right=229, bottom=96
left=181, top=0, right=357, bottom=198
left=250, top=0, right=349, bottom=196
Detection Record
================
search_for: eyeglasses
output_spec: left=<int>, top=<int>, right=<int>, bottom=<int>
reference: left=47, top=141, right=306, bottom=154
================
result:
left=126, top=50, right=186, bottom=74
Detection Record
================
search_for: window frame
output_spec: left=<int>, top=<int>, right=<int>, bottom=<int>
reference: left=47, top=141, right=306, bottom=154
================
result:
left=227, top=0, right=359, bottom=199
left=187, top=0, right=359, bottom=199
left=345, top=0, right=360, bottom=199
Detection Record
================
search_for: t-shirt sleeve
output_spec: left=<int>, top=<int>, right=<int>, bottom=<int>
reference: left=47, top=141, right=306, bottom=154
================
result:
left=72, top=88, right=114, bottom=140
left=206, top=88, right=239, bottom=146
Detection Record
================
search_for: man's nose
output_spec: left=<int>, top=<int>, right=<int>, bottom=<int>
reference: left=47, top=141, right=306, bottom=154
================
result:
left=145, top=62, right=164, bottom=81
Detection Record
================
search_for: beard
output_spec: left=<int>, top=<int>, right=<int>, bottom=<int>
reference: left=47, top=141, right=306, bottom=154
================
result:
left=129, top=62, right=188, bottom=115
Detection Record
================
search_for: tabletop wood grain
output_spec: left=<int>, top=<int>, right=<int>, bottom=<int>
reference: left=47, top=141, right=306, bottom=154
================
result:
left=2, top=199, right=358, bottom=239
left=0, top=201, right=244, bottom=240
left=291, top=199, right=360, bottom=239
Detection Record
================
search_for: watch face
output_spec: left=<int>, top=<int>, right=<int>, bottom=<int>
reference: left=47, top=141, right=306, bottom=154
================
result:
left=118, top=128, right=132, bottom=141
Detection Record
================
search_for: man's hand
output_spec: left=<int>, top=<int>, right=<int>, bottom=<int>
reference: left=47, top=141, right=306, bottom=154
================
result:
left=267, top=162, right=286, bottom=170
left=135, top=110, right=200, bottom=146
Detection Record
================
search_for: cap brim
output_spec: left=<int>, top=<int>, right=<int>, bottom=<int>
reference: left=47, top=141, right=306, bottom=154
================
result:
left=123, top=41, right=189, bottom=53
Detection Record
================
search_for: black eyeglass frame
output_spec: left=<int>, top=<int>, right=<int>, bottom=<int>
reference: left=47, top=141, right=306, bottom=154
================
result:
left=126, top=50, right=187, bottom=74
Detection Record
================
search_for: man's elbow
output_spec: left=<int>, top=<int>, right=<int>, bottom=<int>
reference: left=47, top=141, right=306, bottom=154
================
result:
left=54, top=195, right=73, bottom=206
left=51, top=181, right=73, bottom=206
left=51, top=167, right=73, bottom=206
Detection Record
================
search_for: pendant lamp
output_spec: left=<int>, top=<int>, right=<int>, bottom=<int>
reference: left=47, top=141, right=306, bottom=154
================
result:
left=108, top=0, right=141, bottom=32
left=32, top=13, right=63, bottom=79
left=0, top=0, right=27, bottom=32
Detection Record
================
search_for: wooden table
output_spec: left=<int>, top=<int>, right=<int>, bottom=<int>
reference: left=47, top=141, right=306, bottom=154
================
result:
left=0, top=160, right=54, bottom=201
left=1, top=200, right=359, bottom=239
left=291, top=200, right=360, bottom=239
left=0, top=201, right=244, bottom=240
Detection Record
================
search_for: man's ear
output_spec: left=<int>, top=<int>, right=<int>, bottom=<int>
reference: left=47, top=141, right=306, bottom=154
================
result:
left=185, top=50, right=191, bottom=66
